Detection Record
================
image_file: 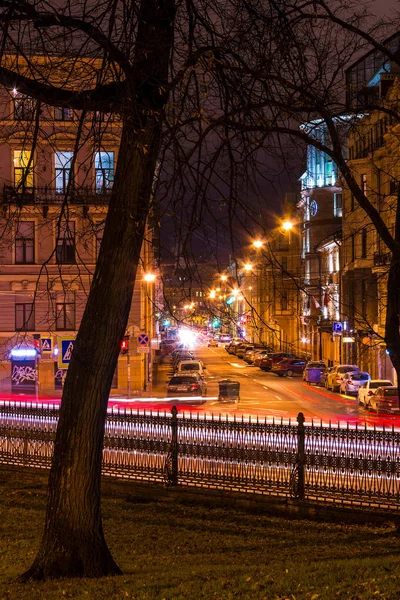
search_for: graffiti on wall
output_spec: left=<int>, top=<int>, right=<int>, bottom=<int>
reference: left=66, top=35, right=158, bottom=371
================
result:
left=12, top=365, right=38, bottom=385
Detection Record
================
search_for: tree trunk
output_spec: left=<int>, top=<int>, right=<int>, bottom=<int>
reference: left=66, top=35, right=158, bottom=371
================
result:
left=21, top=0, right=175, bottom=581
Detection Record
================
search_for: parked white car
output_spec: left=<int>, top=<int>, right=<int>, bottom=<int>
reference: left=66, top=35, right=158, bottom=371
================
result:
left=357, top=379, right=393, bottom=406
left=326, top=365, right=360, bottom=392
left=175, top=360, right=206, bottom=377
left=339, top=371, right=370, bottom=395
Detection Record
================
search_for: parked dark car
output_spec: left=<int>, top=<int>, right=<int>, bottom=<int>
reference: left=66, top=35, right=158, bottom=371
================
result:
left=253, top=352, right=270, bottom=367
left=368, top=386, right=399, bottom=413
left=319, top=366, right=334, bottom=388
left=237, top=344, right=255, bottom=359
left=271, top=358, right=306, bottom=377
left=233, top=342, right=251, bottom=357
left=226, top=340, right=242, bottom=354
left=244, top=347, right=271, bottom=364
left=259, top=353, right=297, bottom=372
left=166, top=374, right=207, bottom=398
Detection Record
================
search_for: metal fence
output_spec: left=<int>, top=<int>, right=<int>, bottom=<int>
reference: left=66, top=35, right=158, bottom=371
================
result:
left=1, top=401, right=400, bottom=512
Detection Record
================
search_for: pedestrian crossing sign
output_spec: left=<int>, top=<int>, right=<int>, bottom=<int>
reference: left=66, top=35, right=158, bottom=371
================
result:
left=58, top=337, right=76, bottom=368
left=40, top=337, right=52, bottom=353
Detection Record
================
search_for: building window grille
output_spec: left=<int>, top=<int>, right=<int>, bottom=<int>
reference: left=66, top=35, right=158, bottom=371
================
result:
left=55, top=151, right=73, bottom=194
left=56, top=301, right=75, bottom=330
left=13, top=94, right=35, bottom=121
left=351, top=233, right=355, bottom=262
left=95, top=151, right=114, bottom=192
left=15, top=221, right=34, bottom=264
left=56, top=221, right=75, bottom=264
left=15, top=303, right=35, bottom=331
left=14, top=150, right=33, bottom=189
left=54, top=107, right=74, bottom=121
left=361, top=228, right=368, bottom=259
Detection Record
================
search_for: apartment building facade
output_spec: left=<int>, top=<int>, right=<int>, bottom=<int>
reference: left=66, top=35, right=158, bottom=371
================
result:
left=0, top=57, right=159, bottom=395
left=297, top=123, right=343, bottom=364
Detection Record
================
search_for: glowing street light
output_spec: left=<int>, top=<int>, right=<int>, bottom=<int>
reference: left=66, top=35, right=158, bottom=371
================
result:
left=282, top=220, right=293, bottom=232
left=220, top=274, right=228, bottom=282
left=252, top=240, right=264, bottom=249
left=243, top=263, right=253, bottom=272
left=144, top=272, right=156, bottom=282
left=209, top=290, right=216, bottom=299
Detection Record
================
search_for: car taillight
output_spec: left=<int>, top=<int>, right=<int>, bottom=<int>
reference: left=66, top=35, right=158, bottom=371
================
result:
left=189, top=384, right=199, bottom=391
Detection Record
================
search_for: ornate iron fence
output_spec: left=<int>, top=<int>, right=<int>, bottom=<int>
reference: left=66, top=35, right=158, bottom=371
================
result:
left=1, top=401, right=400, bottom=511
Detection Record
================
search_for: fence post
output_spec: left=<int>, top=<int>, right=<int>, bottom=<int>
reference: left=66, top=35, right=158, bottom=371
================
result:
left=297, top=412, right=305, bottom=500
left=168, top=405, right=178, bottom=486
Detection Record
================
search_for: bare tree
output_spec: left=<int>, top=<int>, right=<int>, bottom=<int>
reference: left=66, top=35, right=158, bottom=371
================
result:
left=2, top=0, right=399, bottom=582
left=0, top=0, right=294, bottom=581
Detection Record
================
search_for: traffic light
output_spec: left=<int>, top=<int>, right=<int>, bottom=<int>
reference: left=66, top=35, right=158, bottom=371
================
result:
left=120, top=335, right=130, bottom=355
left=33, top=333, right=41, bottom=353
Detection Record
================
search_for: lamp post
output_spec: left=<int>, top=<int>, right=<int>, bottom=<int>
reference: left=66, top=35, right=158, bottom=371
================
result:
left=143, top=272, right=156, bottom=393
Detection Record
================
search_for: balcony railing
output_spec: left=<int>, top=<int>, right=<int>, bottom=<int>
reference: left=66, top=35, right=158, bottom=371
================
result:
left=373, top=252, right=391, bottom=267
left=1, top=185, right=112, bottom=206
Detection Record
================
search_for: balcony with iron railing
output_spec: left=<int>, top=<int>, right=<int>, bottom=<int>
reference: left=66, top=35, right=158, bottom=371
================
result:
left=373, top=251, right=391, bottom=267
left=1, top=185, right=112, bottom=206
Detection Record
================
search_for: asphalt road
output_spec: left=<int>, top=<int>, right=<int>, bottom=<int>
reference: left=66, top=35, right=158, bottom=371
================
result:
left=185, top=345, right=400, bottom=427
left=2, top=343, right=400, bottom=427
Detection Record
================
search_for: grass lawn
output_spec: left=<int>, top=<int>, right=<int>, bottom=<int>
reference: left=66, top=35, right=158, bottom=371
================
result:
left=1, top=467, right=400, bottom=599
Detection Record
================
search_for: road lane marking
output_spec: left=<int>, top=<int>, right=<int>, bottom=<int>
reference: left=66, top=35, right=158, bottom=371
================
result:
left=263, top=386, right=269, bottom=390
left=301, top=382, right=355, bottom=405
left=275, top=395, right=282, bottom=400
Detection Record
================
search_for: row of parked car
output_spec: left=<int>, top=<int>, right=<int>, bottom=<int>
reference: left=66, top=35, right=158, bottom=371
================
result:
left=164, top=344, right=208, bottom=399
left=322, top=364, right=399, bottom=412
left=226, top=340, right=399, bottom=413
left=226, top=340, right=307, bottom=376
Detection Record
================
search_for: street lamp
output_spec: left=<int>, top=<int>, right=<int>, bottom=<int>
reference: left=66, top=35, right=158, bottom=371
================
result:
left=252, top=240, right=264, bottom=249
left=144, top=272, right=156, bottom=282
left=243, top=262, right=253, bottom=272
left=282, top=219, right=294, bottom=232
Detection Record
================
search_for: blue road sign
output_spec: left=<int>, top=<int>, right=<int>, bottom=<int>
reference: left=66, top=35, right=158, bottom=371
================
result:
left=138, top=333, right=149, bottom=345
left=40, top=337, right=52, bottom=352
left=61, top=339, right=75, bottom=364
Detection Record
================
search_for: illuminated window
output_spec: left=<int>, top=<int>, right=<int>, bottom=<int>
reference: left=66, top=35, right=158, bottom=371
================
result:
left=15, top=303, right=35, bottom=331
left=333, top=193, right=342, bottom=217
left=361, top=173, right=367, bottom=195
left=95, top=151, right=114, bottom=192
left=15, top=221, right=34, bottom=264
left=14, top=150, right=33, bottom=189
left=55, top=151, right=73, bottom=193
